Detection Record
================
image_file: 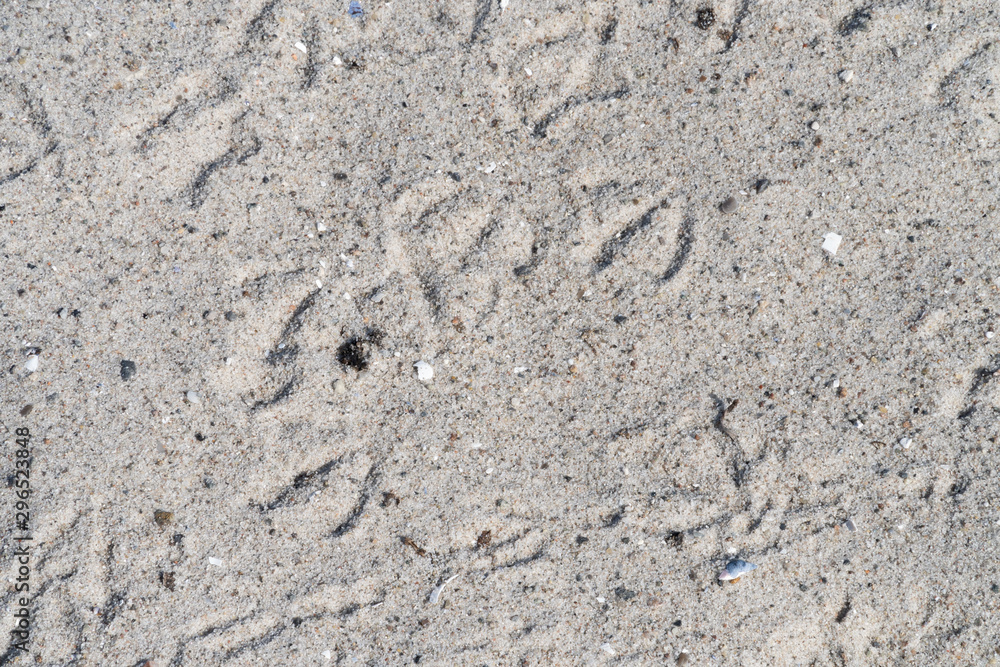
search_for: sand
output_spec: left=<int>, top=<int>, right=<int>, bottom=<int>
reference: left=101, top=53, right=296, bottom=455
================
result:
left=2, top=0, right=1000, bottom=664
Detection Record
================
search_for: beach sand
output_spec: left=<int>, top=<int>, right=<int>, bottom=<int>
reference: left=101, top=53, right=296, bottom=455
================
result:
left=2, top=0, right=999, bottom=664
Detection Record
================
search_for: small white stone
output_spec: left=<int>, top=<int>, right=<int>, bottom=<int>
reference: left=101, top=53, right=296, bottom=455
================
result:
left=600, top=643, right=615, bottom=655
left=370, top=290, right=384, bottom=303
left=899, top=437, right=912, bottom=449
left=414, top=361, right=434, bottom=382
left=186, top=390, right=201, bottom=404
left=332, top=55, right=343, bottom=66
left=208, top=556, right=223, bottom=566
left=524, top=67, right=532, bottom=77
left=294, top=41, right=307, bottom=54
left=810, top=121, right=819, bottom=131
left=225, top=357, right=233, bottom=365
left=839, top=69, right=854, bottom=83
left=987, top=331, right=995, bottom=339
left=24, top=355, right=39, bottom=373
left=57, top=308, right=67, bottom=319
left=334, top=378, right=347, bottom=395
left=317, top=223, right=327, bottom=232
left=822, top=232, right=843, bottom=255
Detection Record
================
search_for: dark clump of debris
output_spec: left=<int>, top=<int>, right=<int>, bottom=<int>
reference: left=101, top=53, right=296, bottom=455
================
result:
left=336, top=329, right=384, bottom=372
left=696, top=7, right=716, bottom=30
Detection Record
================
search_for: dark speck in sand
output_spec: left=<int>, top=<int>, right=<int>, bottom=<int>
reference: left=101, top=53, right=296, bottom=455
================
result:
left=696, top=7, right=716, bottom=30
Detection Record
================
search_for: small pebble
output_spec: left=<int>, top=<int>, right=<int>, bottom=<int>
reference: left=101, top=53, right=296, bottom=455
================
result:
left=719, top=559, right=758, bottom=581
left=208, top=557, right=224, bottom=567
left=845, top=518, right=857, bottom=532
left=600, top=643, right=615, bottom=655
left=414, top=361, right=434, bottom=383
left=987, top=331, right=994, bottom=339
left=720, top=196, right=739, bottom=214
left=821, top=232, right=843, bottom=255
left=333, top=378, right=347, bottom=395
left=57, top=308, right=67, bottom=319
left=676, top=653, right=690, bottom=666
left=24, top=355, right=39, bottom=373
left=294, top=41, right=307, bottom=54
left=317, top=223, right=327, bottom=232
left=370, top=290, right=384, bottom=303
left=120, top=360, right=137, bottom=381
left=899, top=437, right=912, bottom=449
left=810, top=121, right=819, bottom=131
left=154, top=510, right=174, bottom=527
left=20, top=405, right=33, bottom=417
left=186, top=390, right=201, bottom=404
left=839, top=69, right=854, bottom=83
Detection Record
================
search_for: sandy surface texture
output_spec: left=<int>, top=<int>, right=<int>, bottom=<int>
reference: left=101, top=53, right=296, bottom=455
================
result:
left=2, top=0, right=1000, bottom=664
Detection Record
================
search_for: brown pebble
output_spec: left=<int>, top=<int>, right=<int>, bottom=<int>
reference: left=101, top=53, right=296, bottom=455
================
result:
left=720, top=195, right=739, bottom=214
left=838, top=387, right=848, bottom=398
left=477, top=529, right=493, bottom=548
left=676, top=652, right=690, bottom=665
left=20, top=404, right=33, bottom=417
left=160, top=571, right=176, bottom=591
left=153, top=510, right=174, bottom=527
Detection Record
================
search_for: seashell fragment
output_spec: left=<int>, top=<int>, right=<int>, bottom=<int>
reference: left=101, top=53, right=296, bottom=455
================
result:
left=719, top=559, right=758, bottom=581
left=414, top=361, right=434, bottom=383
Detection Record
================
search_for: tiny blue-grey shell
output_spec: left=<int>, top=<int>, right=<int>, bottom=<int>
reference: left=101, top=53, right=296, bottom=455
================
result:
left=719, top=559, right=758, bottom=581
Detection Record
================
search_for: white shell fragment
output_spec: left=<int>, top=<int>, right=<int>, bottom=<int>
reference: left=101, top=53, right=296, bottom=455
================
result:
left=719, top=559, right=758, bottom=581
left=414, top=361, right=434, bottom=383
left=839, top=69, right=854, bottom=83
left=24, top=355, right=39, bottom=373
left=600, top=643, right=616, bottom=655
left=294, top=41, right=307, bottom=54
left=821, top=232, right=843, bottom=255
left=899, top=437, right=912, bottom=449
left=186, top=391, right=201, bottom=404
left=208, top=557, right=223, bottom=566
left=428, top=574, right=458, bottom=604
